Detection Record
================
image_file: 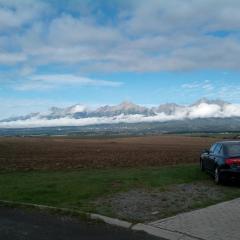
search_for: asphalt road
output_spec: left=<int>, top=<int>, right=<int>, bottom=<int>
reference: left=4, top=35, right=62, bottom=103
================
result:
left=0, top=207, right=163, bottom=240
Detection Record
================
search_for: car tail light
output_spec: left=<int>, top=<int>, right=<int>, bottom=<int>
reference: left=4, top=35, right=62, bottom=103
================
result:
left=226, top=158, right=240, bottom=166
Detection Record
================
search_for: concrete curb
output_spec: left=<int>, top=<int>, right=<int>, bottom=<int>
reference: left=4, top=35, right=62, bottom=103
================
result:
left=90, top=213, right=132, bottom=229
left=0, top=200, right=89, bottom=218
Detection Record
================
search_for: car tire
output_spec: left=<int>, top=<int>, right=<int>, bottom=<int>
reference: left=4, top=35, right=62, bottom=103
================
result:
left=214, top=168, right=222, bottom=184
left=200, top=159, right=205, bottom=171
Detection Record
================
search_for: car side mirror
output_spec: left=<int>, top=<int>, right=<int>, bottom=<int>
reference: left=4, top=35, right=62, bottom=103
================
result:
left=204, top=149, right=210, bottom=154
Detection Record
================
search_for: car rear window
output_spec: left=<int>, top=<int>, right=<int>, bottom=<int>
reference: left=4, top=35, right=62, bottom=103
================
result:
left=226, top=144, right=240, bottom=157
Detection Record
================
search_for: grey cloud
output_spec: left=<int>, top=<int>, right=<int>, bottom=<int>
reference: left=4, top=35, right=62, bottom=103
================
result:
left=1, top=0, right=240, bottom=72
left=48, top=14, right=123, bottom=46
left=0, top=0, right=50, bottom=30
left=0, top=52, right=26, bottom=64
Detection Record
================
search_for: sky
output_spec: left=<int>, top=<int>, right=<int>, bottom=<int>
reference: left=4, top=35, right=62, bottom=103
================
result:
left=1, top=0, right=240, bottom=118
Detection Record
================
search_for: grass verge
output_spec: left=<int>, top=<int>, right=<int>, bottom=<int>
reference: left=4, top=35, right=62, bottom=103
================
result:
left=0, top=164, right=240, bottom=221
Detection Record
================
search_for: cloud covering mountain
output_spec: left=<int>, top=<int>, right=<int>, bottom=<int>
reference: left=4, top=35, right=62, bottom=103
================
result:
left=1, top=98, right=240, bottom=128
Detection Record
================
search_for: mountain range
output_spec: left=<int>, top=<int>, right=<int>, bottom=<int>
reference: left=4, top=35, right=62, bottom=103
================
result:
left=1, top=98, right=240, bottom=133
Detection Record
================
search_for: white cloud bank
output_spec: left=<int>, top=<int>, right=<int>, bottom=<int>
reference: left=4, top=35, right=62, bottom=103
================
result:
left=1, top=101, right=240, bottom=128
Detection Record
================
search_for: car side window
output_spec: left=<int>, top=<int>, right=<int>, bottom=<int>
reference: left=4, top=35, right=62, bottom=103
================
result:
left=214, top=144, right=223, bottom=155
left=218, top=145, right=223, bottom=156
left=210, top=144, right=217, bottom=153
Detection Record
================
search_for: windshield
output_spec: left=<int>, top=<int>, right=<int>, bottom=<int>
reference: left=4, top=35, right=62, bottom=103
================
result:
left=226, top=144, right=240, bottom=157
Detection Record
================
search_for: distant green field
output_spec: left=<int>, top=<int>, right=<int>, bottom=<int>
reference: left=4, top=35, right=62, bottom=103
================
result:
left=1, top=164, right=240, bottom=219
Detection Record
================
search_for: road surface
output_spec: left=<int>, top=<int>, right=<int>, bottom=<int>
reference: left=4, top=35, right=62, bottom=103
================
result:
left=0, top=206, right=163, bottom=240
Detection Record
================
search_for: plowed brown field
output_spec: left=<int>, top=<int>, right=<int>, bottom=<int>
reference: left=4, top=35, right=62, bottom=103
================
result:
left=0, top=135, right=220, bottom=170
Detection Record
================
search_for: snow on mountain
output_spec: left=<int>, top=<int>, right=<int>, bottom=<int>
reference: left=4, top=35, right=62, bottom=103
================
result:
left=48, top=104, right=88, bottom=117
left=94, top=101, right=153, bottom=116
left=191, top=98, right=229, bottom=108
left=0, top=112, right=41, bottom=123
left=153, top=103, right=182, bottom=115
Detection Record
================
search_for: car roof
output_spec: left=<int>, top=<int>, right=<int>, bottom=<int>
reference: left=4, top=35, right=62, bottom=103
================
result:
left=215, top=141, right=240, bottom=145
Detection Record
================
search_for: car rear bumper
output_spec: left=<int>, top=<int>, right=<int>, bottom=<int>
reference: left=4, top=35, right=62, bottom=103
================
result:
left=220, top=168, right=240, bottom=180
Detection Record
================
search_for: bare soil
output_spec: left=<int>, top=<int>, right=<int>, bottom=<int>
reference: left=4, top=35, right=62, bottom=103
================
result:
left=0, top=135, right=219, bottom=170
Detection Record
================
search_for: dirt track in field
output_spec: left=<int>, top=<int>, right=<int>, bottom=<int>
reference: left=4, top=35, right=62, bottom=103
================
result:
left=0, top=135, right=220, bottom=170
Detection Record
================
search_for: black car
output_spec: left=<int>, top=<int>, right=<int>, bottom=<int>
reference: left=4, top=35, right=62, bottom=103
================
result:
left=200, top=141, right=240, bottom=184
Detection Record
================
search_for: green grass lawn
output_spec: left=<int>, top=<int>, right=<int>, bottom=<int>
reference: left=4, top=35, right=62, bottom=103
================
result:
left=0, top=164, right=240, bottom=218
